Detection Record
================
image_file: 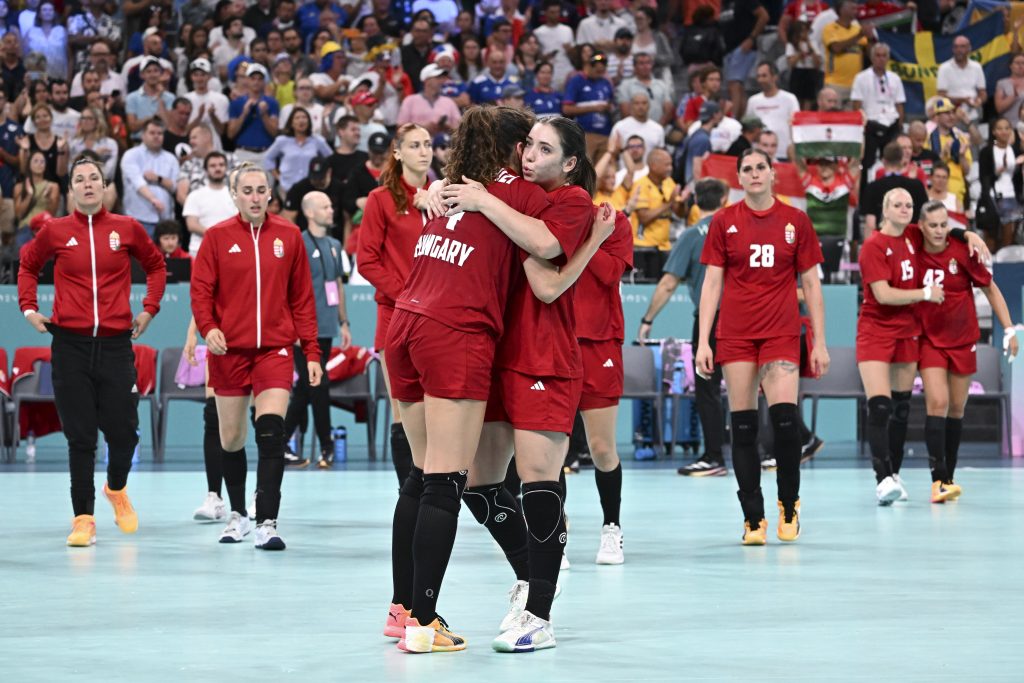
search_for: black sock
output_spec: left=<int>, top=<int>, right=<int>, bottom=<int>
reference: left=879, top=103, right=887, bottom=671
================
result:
left=945, top=417, right=963, bottom=481
left=730, top=410, right=762, bottom=523
left=889, top=391, right=912, bottom=474
left=594, top=464, right=622, bottom=526
left=391, top=467, right=423, bottom=607
left=410, top=471, right=467, bottom=625
left=770, top=403, right=801, bottom=507
left=867, top=396, right=894, bottom=483
left=558, top=467, right=567, bottom=502
left=222, top=448, right=248, bottom=515
left=464, top=483, right=530, bottom=581
left=522, top=481, right=566, bottom=621
left=503, top=456, right=521, bottom=499
left=203, top=397, right=223, bottom=496
left=925, top=415, right=948, bottom=482
left=254, top=414, right=286, bottom=522
left=390, top=423, right=413, bottom=486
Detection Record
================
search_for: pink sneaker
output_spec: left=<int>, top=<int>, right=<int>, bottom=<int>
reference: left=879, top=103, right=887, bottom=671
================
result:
left=383, top=603, right=410, bottom=639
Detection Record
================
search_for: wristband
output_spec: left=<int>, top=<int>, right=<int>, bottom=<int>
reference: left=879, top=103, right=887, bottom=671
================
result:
left=922, top=285, right=932, bottom=301
left=340, top=319, right=349, bottom=326
left=641, top=318, right=653, bottom=326
left=23, top=308, right=36, bottom=317
left=1004, top=326, right=1018, bottom=363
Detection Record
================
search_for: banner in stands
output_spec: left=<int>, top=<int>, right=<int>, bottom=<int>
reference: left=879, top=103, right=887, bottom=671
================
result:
left=698, top=154, right=806, bottom=210
left=957, top=0, right=1024, bottom=31
left=878, top=11, right=1010, bottom=115
left=791, top=111, right=865, bottom=159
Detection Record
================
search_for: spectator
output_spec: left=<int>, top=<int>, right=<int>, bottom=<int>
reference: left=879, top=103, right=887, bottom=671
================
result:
left=269, top=53, right=295, bottom=108
left=282, top=77, right=325, bottom=138
left=68, top=66, right=101, bottom=111
left=457, top=33, right=485, bottom=84
left=822, top=0, right=867, bottom=104
left=618, top=52, right=674, bottom=125
left=925, top=96, right=972, bottom=206
left=726, top=116, right=765, bottom=156
left=176, top=124, right=238, bottom=206
left=861, top=140, right=929, bottom=233
left=0, top=1, right=16, bottom=41
left=610, top=92, right=664, bottom=158
left=270, top=0, right=298, bottom=34
left=227, top=62, right=279, bottom=166
left=14, top=150, right=59, bottom=236
left=18, top=103, right=68, bottom=186
left=126, top=58, right=175, bottom=140
left=67, top=105, right=118, bottom=181
left=978, top=119, right=1024, bottom=247
left=182, top=151, right=235, bottom=257
left=629, top=6, right=674, bottom=83
left=513, top=31, right=543, bottom=91
left=908, top=120, right=941, bottom=176
left=397, top=63, right=461, bottom=134
left=23, top=2, right=68, bottom=81
left=401, top=17, right=439, bottom=92
left=350, top=89, right=387, bottom=152
left=483, top=18, right=515, bottom=66
left=341, top=130, right=389, bottom=227
left=777, top=0, right=831, bottom=47
left=468, top=49, right=515, bottom=104
left=0, top=33, right=24, bottom=102
left=482, top=0, right=524, bottom=43
left=67, top=0, right=122, bottom=74
left=24, top=80, right=80, bottom=141
left=264, top=107, right=331, bottom=197
left=852, top=43, right=906, bottom=170
left=212, top=17, right=250, bottom=82
left=868, top=134, right=928, bottom=184
left=282, top=156, right=338, bottom=234
left=995, top=52, right=1024, bottom=129
left=795, top=154, right=859, bottom=238
left=175, top=24, right=211, bottom=82
left=745, top=61, right=799, bottom=161
left=243, top=0, right=274, bottom=34
left=680, top=101, right=723, bottom=185
left=928, top=160, right=964, bottom=214
left=358, top=47, right=406, bottom=127
left=122, top=29, right=175, bottom=94
left=755, top=129, right=780, bottom=159
left=723, top=0, right=768, bottom=119
left=498, top=83, right=527, bottom=108
left=154, top=220, right=190, bottom=260
left=605, top=28, right=635, bottom=86
left=209, top=4, right=255, bottom=50
left=784, top=20, right=822, bottom=111
left=163, top=98, right=196, bottom=157
left=0, top=88, right=21, bottom=236
left=534, top=0, right=575, bottom=88
left=526, top=61, right=564, bottom=115
left=15, top=0, right=39, bottom=37
left=576, top=0, right=627, bottom=52
left=180, top=0, right=210, bottom=29
left=564, top=51, right=615, bottom=160
left=936, top=35, right=986, bottom=125
left=680, top=65, right=724, bottom=130
left=428, top=130, right=449, bottom=182
left=817, top=86, right=841, bottom=112
left=311, top=41, right=352, bottom=104
left=434, top=47, right=469, bottom=108
left=633, top=148, right=685, bottom=252
left=120, top=118, right=179, bottom=235
left=71, top=40, right=125, bottom=99
left=296, top=0, right=348, bottom=40
left=183, top=58, right=230, bottom=148
left=282, top=26, right=317, bottom=78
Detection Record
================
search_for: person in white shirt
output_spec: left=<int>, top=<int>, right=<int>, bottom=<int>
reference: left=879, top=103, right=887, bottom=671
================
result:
left=23, top=80, right=80, bottom=140
left=852, top=42, right=906, bottom=169
left=70, top=41, right=126, bottom=98
left=744, top=61, right=800, bottom=160
left=534, top=0, right=576, bottom=89
left=212, top=17, right=252, bottom=82
left=280, top=78, right=326, bottom=138
left=609, top=91, right=664, bottom=157
left=937, top=35, right=987, bottom=124
left=183, top=58, right=230, bottom=149
left=575, top=0, right=628, bottom=51
left=181, top=151, right=236, bottom=258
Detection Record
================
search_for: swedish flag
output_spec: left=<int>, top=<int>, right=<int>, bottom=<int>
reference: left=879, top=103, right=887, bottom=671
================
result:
left=877, top=11, right=1010, bottom=115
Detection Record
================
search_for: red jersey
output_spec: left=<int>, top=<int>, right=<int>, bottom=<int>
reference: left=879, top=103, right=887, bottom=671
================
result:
left=857, top=225, right=924, bottom=339
left=701, top=200, right=822, bottom=340
left=576, top=209, right=633, bottom=342
left=496, top=185, right=594, bottom=378
left=916, top=239, right=991, bottom=348
left=783, top=0, right=829, bottom=22
left=18, top=208, right=166, bottom=337
left=357, top=179, right=427, bottom=307
left=191, top=213, right=321, bottom=362
left=396, top=169, right=552, bottom=337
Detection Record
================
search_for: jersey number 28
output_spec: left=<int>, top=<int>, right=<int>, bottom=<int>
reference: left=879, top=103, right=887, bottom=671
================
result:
left=749, top=244, right=775, bottom=268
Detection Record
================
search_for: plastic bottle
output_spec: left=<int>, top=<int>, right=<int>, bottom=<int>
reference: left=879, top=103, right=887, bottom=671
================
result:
left=332, top=426, right=347, bottom=463
left=25, top=431, right=36, bottom=462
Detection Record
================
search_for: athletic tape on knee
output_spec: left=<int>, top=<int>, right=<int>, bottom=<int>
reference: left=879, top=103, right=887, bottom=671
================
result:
left=254, top=414, right=286, bottom=458
left=420, top=472, right=467, bottom=515
left=731, top=410, right=759, bottom=447
left=521, top=481, right=565, bottom=545
left=867, top=396, right=893, bottom=426
left=891, top=391, right=911, bottom=422
left=400, top=466, right=424, bottom=499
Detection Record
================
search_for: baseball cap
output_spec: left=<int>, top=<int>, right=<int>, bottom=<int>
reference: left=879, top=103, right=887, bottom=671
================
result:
left=320, top=40, right=343, bottom=58
left=368, top=131, right=391, bottom=154
left=615, top=28, right=634, bottom=40
left=433, top=132, right=451, bottom=149
left=420, top=63, right=448, bottom=82
left=245, top=63, right=269, bottom=79
left=141, top=57, right=163, bottom=72
left=501, top=84, right=526, bottom=99
left=189, top=57, right=212, bottom=74
left=143, top=27, right=160, bottom=39
left=699, top=100, right=721, bottom=122
left=933, top=96, right=955, bottom=114
left=309, top=156, right=329, bottom=178
left=351, top=90, right=378, bottom=106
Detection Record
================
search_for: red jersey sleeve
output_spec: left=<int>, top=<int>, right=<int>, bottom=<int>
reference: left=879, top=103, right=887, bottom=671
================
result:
left=859, top=238, right=890, bottom=285
left=963, top=246, right=993, bottom=288
left=190, top=230, right=220, bottom=338
left=587, top=210, right=634, bottom=285
left=127, top=219, right=167, bottom=317
left=795, top=211, right=824, bottom=273
left=503, top=175, right=553, bottom=217
left=700, top=212, right=727, bottom=267
left=17, top=228, right=56, bottom=313
left=356, top=191, right=407, bottom=302
left=683, top=96, right=702, bottom=123
left=535, top=187, right=594, bottom=261
left=287, top=231, right=322, bottom=362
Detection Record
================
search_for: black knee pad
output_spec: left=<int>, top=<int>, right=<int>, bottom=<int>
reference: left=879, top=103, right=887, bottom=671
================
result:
left=463, top=483, right=518, bottom=525
left=867, top=396, right=893, bottom=426
left=254, top=414, right=286, bottom=458
left=521, top=481, right=565, bottom=545
left=891, top=391, right=911, bottom=422
left=400, top=466, right=424, bottom=499
left=731, top=410, right=759, bottom=447
left=769, top=403, right=800, bottom=441
left=203, top=397, right=219, bottom=432
left=420, top=471, right=467, bottom=515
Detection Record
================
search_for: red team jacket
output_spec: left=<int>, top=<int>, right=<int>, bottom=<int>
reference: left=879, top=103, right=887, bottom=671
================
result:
left=190, top=213, right=321, bottom=362
left=575, top=209, right=634, bottom=343
left=357, top=179, right=427, bottom=308
left=18, top=208, right=166, bottom=335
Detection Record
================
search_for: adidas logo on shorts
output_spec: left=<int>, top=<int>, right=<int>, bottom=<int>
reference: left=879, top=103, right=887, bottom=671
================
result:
left=603, top=358, right=614, bottom=367
left=229, top=243, right=242, bottom=254
left=278, top=348, right=288, bottom=356
left=530, top=381, right=546, bottom=391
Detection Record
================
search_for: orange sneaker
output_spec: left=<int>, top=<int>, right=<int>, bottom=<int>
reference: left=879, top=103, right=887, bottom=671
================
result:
left=742, top=519, right=767, bottom=546
left=383, top=603, right=410, bottom=639
left=777, top=500, right=801, bottom=542
left=931, top=480, right=957, bottom=504
left=944, top=481, right=962, bottom=501
left=103, top=484, right=138, bottom=533
left=67, top=514, right=96, bottom=546
left=398, top=616, right=467, bottom=653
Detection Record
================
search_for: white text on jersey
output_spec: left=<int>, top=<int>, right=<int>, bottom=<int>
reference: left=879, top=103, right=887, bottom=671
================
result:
left=413, top=234, right=476, bottom=267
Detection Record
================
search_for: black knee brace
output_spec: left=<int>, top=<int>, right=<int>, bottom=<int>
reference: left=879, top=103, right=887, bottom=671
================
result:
left=867, top=395, right=893, bottom=426
left=867, top=395, right=894, bottom=481
left=255, top=414, right=286, bottom=458
left=731, top=409, right=759, bottom=448
left=891, top=391, right=911, bottom=422
left=464, top=483, right=518, bottom=525
left=420, top=471, right=467, bottom=515
left=203, top=397, right=219, bottom=433
left=400, top=466, right=424, bottom=500
left=521, top=481, right=565, bottom=545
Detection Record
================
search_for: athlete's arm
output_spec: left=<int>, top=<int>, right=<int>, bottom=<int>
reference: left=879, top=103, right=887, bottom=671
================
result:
left=638, top=273, right=682, bottom=341
left=800, top=265, right=830, bottom=378
left=522, top=203, right=616, bottom=303
left=869, top=279, right=943, bottom=306
left=695, top=265, right=723, bottom=377
left=981, top=281, right=1019, bottom=358
left=337, top=277, right=352, bottom=350
left=184, top=316, right=200, bottom=364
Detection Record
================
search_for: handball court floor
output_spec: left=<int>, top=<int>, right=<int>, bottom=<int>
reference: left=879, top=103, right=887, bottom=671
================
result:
left=1, top=444, right=1021, bottom=682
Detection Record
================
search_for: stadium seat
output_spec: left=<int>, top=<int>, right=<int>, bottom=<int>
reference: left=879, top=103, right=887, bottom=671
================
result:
left=156, top=347, right=207, bottom=462
left=621, top=344, right=665, bottom=454
left=327, top=357, right=378, bottom=460
left=0, top=348, right=11, bottom=462
left=798, top=347, right=865, bottom=450
left=10, top=360, right=55, bottom=462
left=974, top=344, right=1012, bottom=454
left=374, top=363, right=391, bottom=462
left=992, top=245, right=1024, bottom=263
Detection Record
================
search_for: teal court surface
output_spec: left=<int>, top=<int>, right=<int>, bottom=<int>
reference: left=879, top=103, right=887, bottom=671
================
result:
left=1, top=460, right=1021, bottom=681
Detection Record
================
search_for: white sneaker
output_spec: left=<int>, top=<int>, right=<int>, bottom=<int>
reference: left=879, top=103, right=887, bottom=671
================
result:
left=218, top=511, right=252, bottom=543
left=876, top=476, right=902, bottom=506
left=193, top=492, right=226, bottom=523
left=247, top=494, right=256, bottom=521
left=893, top=473, right=909, bottom=502
left=254, top=519, right=286, bottom=550
left=560, top=552, right=570, bottom=571
left=492, top=610, right=556, bottom=653
left=500, top=580, right=529, bottom=632
left=595, top=523, right=624, bottom=565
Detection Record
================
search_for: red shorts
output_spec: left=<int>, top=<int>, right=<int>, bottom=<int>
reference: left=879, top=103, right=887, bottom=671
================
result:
left=715, top=336, right=800, bottom=366
left=375, top=304, right=395, bottom=350
left=579, top=339, right=622, bottom=411
left=385, top=309, right=495, bottom=402
left=208, top=346, right=294, bottom=397
left=918, top=337, right=977, bottom=375
left=856, top=332, right=920, bottom=364
left=484, top=368, right=582, bottom=435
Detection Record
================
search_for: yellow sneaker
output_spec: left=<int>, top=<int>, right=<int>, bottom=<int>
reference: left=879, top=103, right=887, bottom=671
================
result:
left=103, top=484, right=138, bottom=533
left=930, top=480, right=957, bottom=504
left=398, top=616, right=467, bottom=653
left=944, top=481, right=962, bottom=501
left=742, top=519, right=767, bottom=545
left=67, top=514, right=96, bottom=546
left=777, top=500, right=801, bottom=542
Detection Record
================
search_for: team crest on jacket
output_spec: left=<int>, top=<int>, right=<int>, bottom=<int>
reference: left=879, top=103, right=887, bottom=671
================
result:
left=109, top=231, right=120, bottom=251
left=949, top=258, right=958, bottom=275
left=784, top=223, right=795, bottom=244
left=273, top=238, right=284, bottom=258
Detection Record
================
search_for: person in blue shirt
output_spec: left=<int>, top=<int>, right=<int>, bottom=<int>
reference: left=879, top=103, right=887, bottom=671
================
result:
left=297, top=0, right=348, bottom=41
left=525, top=61, right=563, bottom=115
left=227, top=63, right=280, bottom=165
left=678, top=101, right=723, bottom=185
left=563, top=51, right=615, bottom=160
left=468, top=50, right=516, bottom=105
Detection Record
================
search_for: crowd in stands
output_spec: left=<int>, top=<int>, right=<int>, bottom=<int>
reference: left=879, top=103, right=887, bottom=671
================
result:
left=0, top=0, right=1022, bottom=287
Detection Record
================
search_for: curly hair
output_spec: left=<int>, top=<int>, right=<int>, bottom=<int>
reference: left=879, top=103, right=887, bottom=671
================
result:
left=444, top=107, right=498, bottom=185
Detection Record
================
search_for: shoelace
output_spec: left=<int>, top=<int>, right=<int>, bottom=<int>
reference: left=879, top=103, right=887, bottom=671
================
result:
left=508, top=582, right=527, bottom=605
left=600, top=531, right=620, bottom=552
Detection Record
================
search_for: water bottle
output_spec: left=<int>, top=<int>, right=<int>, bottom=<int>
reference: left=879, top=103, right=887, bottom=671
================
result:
left=671, top=360, right=685, bottom=396
left=25, top=431, right=36, bottom=462
left=332, top=426, right=347, bottom=463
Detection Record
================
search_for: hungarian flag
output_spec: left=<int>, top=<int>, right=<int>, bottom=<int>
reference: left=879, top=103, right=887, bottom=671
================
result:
left=946, top=210, right=969, bottom=231
left=791, top=112, right=864, bottom=160
left=697, top=154, right=806, bottom=210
